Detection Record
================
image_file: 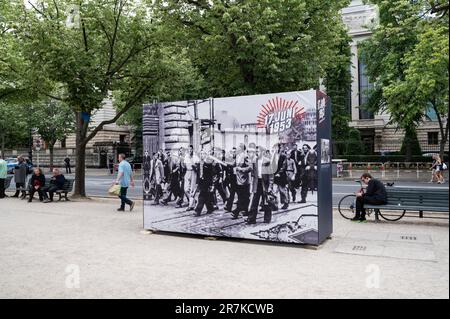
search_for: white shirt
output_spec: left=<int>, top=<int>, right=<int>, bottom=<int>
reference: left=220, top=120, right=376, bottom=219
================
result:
left=257, top=158, right=263, bottom=179
left=184, top=154, right=199, bottom=171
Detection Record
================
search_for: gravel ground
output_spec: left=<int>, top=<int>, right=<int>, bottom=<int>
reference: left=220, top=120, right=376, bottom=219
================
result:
left=0, top=197, right=448, bottom=299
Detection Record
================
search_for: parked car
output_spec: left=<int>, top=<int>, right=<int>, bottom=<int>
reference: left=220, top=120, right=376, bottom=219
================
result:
left=6, top=158, right=17, bottom=174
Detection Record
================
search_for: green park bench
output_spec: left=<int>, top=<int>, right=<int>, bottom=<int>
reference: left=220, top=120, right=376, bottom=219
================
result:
left=19, top=177, right=74, bottom=201
left=366, top=187, right=449, bottom=221
left=55, top=179, right=75, bottom=201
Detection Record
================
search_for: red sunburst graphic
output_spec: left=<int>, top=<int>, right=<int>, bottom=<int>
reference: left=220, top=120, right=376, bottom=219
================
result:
left=256, top=96, right=305, bottom=128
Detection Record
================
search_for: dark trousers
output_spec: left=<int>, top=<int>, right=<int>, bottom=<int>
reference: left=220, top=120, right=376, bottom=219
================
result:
left=177, top=177, right=185, bottom=205
left=356, top=196, right=386, bottom=218
left=225, top=182, right=237, bottom=211
left=29, top=187, right=45, bottom=201
left=300, top=173, right=309, bottom=201
left=278, top=183, right=289, bottom=205
left=213, top=181, right=228, bottom=205
left=42, top=185, right=59, bottom=201
left=65, top=164, right=71, bottom=174
left=248, top=179, right=266, bottom=222
left=195, top=190, right=214, bottom=214
left=119, top=187, right=133, bottom=209
left=0, top=179, right=5, bottom=198
left=13, top=183, right=26, bottom=197
left=154, top=184, right=163, bottom=203
left=235, top=184, right=250, bottom=213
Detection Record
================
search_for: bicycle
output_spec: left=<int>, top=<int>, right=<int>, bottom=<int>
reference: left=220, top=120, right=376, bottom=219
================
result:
left=338, top=180, right=405, bottom=221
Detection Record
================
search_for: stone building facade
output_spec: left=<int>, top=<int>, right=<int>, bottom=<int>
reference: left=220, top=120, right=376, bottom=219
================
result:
left=341, top=0, right=448, bottom=154
left=24, top=99, right=133, bottom=168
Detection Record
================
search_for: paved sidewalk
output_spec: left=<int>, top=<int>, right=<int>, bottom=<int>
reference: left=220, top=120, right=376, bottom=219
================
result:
left=0, top=198, right=448, bottom=298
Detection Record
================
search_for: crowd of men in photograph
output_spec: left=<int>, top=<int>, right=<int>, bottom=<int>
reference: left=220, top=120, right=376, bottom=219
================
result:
left=144, top=143, right=318, bottom=225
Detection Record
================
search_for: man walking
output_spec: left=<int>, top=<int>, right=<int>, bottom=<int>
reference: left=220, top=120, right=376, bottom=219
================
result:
left=232, top=150, right=252, bottom=219
left=274, top=147, right=289, bottom=210
left=354, top=173, right=387, bottom=222
left=193, top=150, right=215, bottom=217
left=183, top=145, right=199, bottom=211
left=247, top=148, right=273, bottom=224
left=0, top=155, right=7, bottom=199
left=224, top=147, right=238, bottom=212
left=12, top=156, right=28, bottom=199
left=115, top=153, right=135, bottom=212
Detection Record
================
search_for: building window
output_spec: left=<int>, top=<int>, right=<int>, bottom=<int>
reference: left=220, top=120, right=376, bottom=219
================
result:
left=120, top=135, right=126, bottom=144
left=358, top=54, right=374, bottom=120
left=61, top=137, right=66, bottom=148
left=428, top=132, right=439, bottom=145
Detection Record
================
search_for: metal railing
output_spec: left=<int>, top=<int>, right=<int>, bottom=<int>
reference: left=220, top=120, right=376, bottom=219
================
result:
left=336, top=161, right=446, bottom=181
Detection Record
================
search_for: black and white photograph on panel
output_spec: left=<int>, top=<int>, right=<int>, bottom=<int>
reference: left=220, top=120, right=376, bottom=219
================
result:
left=143, top=90, right=329, bottom=245
left=321, top=139, right=331, bottom=165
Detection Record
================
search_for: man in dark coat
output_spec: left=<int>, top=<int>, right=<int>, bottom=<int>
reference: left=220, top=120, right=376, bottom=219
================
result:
left=247, top=149, right=274, bottom=224
left=43, top=168, right=66, bottom=203
left=12, top=156, right=28, bottom=198
left=194, top=150, right=215, bottom=217
left=354, top=173, right=387, bottom=222
left=210, top=149, right=227, bottom=209
left=231, top=151, right=252, bottom=219
left=274, top=147, right=289, bottom=210
left=298, top=144, right=315, bottom=203
left=64, top=156, right=72, bottom=174
left=224, top=147, right=238, bottom=212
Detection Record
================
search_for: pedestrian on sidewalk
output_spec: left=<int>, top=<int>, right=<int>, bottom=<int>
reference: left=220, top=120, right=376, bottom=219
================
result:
left=434, top=154, right=446, bottom=184
left=64, top=156, right=72, bottom=174
left=0, top=155, right=7, bottom=199
left=115, top=153, right=135, bottom=212
left=12, top=156, right=28, bottom=199
left=108, top=155, right=114, bottom=175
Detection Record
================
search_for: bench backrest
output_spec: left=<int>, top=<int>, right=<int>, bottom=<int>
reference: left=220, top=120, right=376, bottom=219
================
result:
left=26, top=177, right=74, bottom=191
left=386, top=188, right=449, bottom=208
left=62, top=179, right=75, bottom=192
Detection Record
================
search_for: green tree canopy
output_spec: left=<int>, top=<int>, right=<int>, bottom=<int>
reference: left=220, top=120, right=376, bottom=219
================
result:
left=9, top=0, right=203, bottom=196
left=360, top=0, right=449, bottom=156
left=155, top=0, right=351, bottom=97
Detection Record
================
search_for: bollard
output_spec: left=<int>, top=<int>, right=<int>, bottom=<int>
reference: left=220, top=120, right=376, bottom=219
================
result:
left=397, top=162, right=400, bottom=179
left=349, top=162, right=353, bottom=178
left=382, top=163, right=386, bottom=179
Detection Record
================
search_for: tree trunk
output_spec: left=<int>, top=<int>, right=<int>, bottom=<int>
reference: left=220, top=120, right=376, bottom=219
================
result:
left=73, top=112, right=88, bottom=197
left=405, top=142, right=412, bottom=162
left=49, top=143, right=55, bottom=172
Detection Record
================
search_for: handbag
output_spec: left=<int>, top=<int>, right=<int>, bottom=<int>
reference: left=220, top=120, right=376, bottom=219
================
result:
left=442, top=163, right=448, bottom=170
left=108, top=184, right=121, bottom=196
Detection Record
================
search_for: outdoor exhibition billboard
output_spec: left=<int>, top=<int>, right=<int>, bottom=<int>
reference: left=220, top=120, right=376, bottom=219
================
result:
left=143, top=90, right=332, bottom=245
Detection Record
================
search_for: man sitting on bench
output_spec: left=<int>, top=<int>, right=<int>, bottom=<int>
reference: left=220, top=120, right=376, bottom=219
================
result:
left=43, top=168, right=66, bottom=203
left=354, top=173, right=387, bottom=223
